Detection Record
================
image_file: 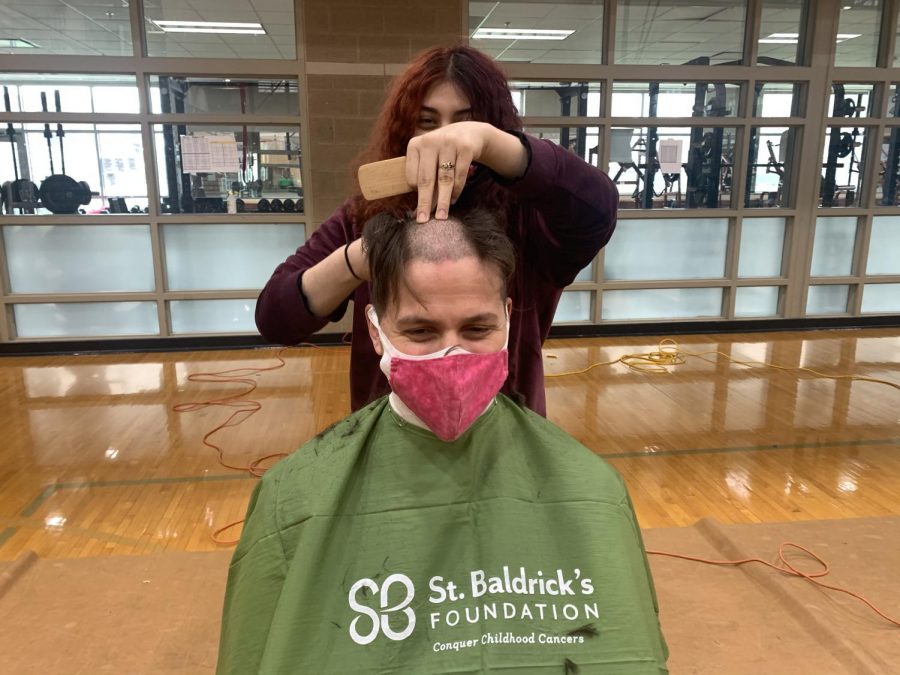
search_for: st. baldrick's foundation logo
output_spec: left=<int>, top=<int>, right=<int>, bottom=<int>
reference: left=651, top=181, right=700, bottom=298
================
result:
left=347, top=567, right=600, bottom=647
left=348, top=573, right=417, bottom=645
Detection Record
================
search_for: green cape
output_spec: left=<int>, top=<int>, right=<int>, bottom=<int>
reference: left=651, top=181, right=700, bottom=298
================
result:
left=218, top=395, right=668, bottom=674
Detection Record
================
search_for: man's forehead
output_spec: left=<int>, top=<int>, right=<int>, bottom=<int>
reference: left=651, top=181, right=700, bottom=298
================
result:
left=393, top=310, right=501, bottom=326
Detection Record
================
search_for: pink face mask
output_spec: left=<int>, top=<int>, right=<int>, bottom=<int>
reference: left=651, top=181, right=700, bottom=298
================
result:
left=368, top=307, right=509, bottom=442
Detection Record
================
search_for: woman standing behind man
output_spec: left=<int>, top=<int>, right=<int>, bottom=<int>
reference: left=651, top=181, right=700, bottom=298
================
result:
left=255, top=45, right=618, bottom=417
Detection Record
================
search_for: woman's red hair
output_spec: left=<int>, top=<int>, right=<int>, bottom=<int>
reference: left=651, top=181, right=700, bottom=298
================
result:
left=348, top=44, right=522, bottom=229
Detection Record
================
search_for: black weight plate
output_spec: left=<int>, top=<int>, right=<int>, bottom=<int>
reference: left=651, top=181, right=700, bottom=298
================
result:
left=837, top=133, right=854, bottom=159
left=270, top=198, right=284, bottom=212
left=282, top=198, right=295, bottom=212
left=40, top=174, right=85, bottom=214
left=257, top=198, right=271, bottom=212
left=78, top=181, right=92, bottom=205
left=3, top=179, right=40, bottom=212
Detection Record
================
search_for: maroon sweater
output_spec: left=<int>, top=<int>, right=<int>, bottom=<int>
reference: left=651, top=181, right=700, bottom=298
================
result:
left=255, top=133, right=617, bottom=416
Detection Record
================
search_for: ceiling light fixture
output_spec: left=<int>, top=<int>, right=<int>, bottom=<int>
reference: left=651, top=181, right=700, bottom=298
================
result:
left=472, top=28, right=574, bottom=40
left=153, top=20, right=266, bottom=35
left=759, top=32, right=798, bottom=44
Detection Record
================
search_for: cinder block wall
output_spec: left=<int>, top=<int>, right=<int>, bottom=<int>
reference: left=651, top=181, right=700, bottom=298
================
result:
left=303, top=1, right=466, bottom=224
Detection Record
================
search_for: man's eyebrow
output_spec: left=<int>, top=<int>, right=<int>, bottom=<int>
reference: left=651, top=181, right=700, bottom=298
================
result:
left=394, top=312, right=498, bottom=327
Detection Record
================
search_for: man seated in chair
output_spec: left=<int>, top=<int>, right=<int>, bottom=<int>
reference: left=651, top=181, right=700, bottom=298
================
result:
left=217, top=208, right=669, bottom=674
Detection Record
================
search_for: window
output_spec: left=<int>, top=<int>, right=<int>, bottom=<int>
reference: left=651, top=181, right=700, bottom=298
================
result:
left=141, top=0, right=296, bottom=59
left=615, top=1, right=747, bottom=65
left=469, top=2, right=603, bottom=64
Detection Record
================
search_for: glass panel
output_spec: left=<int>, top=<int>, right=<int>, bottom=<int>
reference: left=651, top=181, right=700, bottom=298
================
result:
left=1, top=123, right=147, bottom=215
left=827, top=84, right=874, bottom=118
left=96, top=131, right=148, bottom=209
left=149, top=77, right=299, bottom=116
left=153, top=125, right=302, bottom=215
left=142, top=0, right=296, bottom=59
left=877, top=127, right=900, bottom=205
left=811, top=217, right=857, bottom=276
left=753, top=82, right=804, bottom=117
left=524, top=126, right=602, bottom=167
left=806, top=285, right=850, bottom=314
left=735, top=286, right=781, bottom=317
left=170, top=299, right=257, bottom=334
left=509, top=82, right=601, bottom=117
left=14, top=302, right=159, bottom=338
left=0, top=75, right=139, bottom=114
left=574, top=263, right=593, bottom=283
left=739, top=217, right=785, bottom=277
left=746, top=127, right=796, bottom=207
left=835, top=1, right=882, bottom=67
left=0, top=2, right=132, bottom=56
left=819, top=127, right=868, bottom=207
left=469, top=2, right=603, bottom=64
left=868, top=216, right=900, bottom=274
left=609, top=126, right=737, bottom=209
left=610, top=82, right=740, bottom=118
left=553, top=291, right=592, bottom=323
left=888, top=85, right=900, bottom=116
left=861, top=284, right=900, bottom=313
left=4, top=225, right=154, bottom=294
left=601, top=288, right=723, bottom=320
left=605, top=218, right=729, bottom=280
left=758, top=0, right=807, bottom=65
left=163, top=224, right=306, bottom=291
left=614, top=1, right=746, bottom=66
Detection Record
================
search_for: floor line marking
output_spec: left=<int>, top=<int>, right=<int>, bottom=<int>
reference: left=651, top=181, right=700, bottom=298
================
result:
left=602, top=437, right=900, bottom=459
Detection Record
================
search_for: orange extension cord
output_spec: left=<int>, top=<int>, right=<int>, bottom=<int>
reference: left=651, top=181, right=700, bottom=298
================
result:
left=174, top=340, right=899, bottom=627
left=173, top=347, right=298, bottom=543
left=646, top=543, right=900, bottom=628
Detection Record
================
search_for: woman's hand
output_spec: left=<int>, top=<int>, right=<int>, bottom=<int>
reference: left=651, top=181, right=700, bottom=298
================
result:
left=405, top=122, right=528, bottom=223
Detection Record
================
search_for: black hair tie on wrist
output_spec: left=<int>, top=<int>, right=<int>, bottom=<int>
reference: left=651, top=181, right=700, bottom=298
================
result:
left=344, top=243, right=362, bottom=281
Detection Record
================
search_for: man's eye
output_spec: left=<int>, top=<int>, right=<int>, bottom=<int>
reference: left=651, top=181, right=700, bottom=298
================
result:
left=464, top=326, right=492, bottom=337
left=405, top=328, right=434, bottom=340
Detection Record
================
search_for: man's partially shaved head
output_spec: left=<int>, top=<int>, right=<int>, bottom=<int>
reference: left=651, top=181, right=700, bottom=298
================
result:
left=363, top=208, right=515, bottom=316
left=405, top=216, right=476, bottom=264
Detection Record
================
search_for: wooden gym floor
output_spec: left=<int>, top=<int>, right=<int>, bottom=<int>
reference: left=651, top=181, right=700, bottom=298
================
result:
left=0, top=327, right=898, bottom=561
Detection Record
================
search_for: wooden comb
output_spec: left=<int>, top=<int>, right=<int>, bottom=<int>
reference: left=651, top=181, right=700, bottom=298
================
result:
left=358, top=157, right=412, bottom=200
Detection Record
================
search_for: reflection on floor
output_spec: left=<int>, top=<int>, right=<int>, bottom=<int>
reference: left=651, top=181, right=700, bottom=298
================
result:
left=1, top=328, right=898, bottom=560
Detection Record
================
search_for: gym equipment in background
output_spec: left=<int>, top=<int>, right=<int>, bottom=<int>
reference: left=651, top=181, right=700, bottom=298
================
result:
left=107, top=197, right=129, bottom=214
left=682, top=60, right=731, bottom=209
left=1, top=86, right=40, bottom=214
left=883, top=90, right=900, bottom=205
left=821, top=84, right=865, bottom=207
left=38, top=90, right=93, bottom=214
